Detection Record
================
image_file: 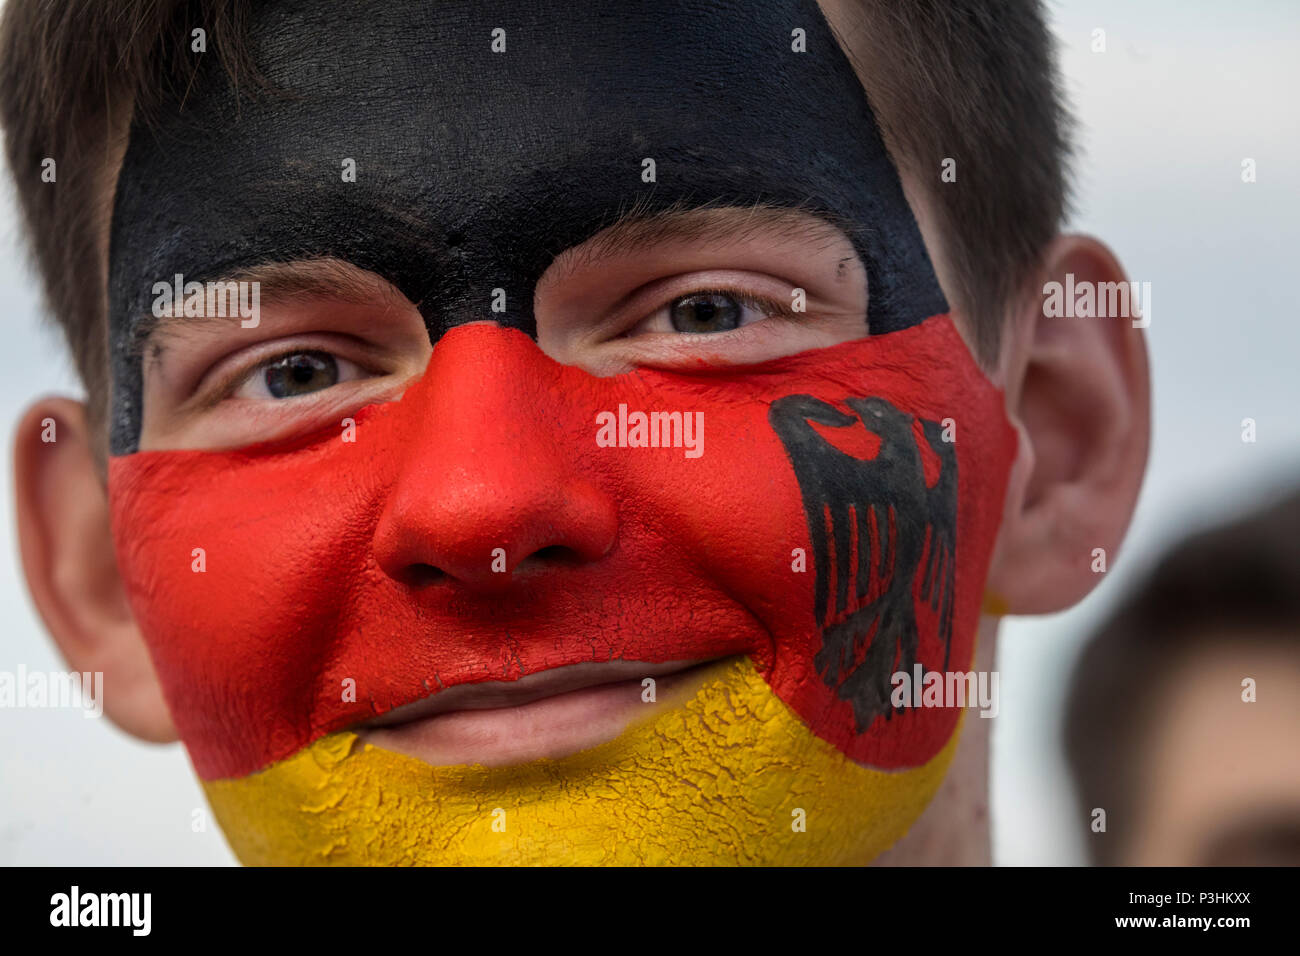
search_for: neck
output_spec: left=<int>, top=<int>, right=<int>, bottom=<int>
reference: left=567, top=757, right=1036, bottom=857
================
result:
left=872, top=616, right=999, bottom=866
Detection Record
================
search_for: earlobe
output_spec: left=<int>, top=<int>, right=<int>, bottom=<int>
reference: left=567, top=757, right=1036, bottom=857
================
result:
left=986, top=236, right=1151, bottom=614
left=13, top=398, right=177, bottom=742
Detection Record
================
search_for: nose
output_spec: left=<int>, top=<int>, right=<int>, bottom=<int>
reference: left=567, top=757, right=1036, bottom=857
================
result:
left=372, top=326, right=618, bottom=592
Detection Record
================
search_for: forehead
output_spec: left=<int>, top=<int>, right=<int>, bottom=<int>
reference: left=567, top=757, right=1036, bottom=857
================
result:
left=114, top=0, right=882, bottom=289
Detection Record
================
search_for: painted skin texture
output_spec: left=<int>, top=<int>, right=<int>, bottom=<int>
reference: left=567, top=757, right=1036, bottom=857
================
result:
left=204, top=658, right=964, bottom=866
left=109, top=319, right=1015, bottom=864
left=109, top=319, right=1013, bottom=777
left=104, top=0, right=1018, bottom=864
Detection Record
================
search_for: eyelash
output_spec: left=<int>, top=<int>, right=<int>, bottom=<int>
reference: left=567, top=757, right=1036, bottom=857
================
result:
left=209, top=343, right=374, bottom=405
left=668, top=287, right=800, bottom=321
left=617, top=285, right=803, bottom=344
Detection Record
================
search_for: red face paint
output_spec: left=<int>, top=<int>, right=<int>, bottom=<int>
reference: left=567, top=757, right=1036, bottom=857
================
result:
left=108, top=316, right=1016, bottom=780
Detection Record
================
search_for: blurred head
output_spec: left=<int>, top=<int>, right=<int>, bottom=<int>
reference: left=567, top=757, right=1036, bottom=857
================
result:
left=1065, top=489, right=1300, bottom=866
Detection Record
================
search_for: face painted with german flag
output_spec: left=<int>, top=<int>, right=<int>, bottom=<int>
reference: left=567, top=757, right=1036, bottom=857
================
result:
left=107, top=0, right=1017, bottom=864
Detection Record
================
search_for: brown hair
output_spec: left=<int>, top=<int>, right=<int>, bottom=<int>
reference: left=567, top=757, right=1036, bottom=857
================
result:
left=0, top=0, right=258, bottom=460
left=0, top=0, right=1071, bottom=456
left=826, top=0, right=1072, bottom=362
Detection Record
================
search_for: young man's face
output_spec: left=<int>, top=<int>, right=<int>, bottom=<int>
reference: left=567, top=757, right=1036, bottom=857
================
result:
left=102, top=0, right=1017, bottom=864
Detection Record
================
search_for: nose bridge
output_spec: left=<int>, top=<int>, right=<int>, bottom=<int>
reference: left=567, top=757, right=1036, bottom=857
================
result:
left=374, top=324, right=616, bottom=589
left=403, top=323, right=558, bottom=460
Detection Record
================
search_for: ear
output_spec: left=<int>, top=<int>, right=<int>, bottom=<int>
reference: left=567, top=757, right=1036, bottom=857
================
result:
left=986, top=236, right=1151, bottom=614
left=13, top=397, right=177, bottom=742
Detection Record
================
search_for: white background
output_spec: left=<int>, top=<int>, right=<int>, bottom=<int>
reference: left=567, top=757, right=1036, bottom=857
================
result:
left=2, top=0, right=1297, bottom=865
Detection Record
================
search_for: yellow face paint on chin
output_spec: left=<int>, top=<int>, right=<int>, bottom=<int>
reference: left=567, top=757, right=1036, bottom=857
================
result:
left=203, top=658, right=962, bottom=865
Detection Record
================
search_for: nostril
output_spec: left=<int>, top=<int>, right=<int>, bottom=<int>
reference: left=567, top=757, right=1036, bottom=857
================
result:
left=514, top=544, right=585, bottom=573
left=532, top=545, right=572, bottom=562
left=394, top=547, right=586, bottom=589
left=373, top=475, right=618, bottom=591
left=401, top=563, right=447, bottom=588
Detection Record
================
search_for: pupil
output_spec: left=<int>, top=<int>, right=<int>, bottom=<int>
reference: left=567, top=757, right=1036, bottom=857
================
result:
left=265, top=351, right=339, bottom=398
left=670, top=292, right=742, bottom=333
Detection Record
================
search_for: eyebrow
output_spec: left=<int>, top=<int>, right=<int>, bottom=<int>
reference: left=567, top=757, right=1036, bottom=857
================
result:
left=548, top=199, right=856, bottom=279
left=134, top=201, right=855, bottom=355
left=134, top=258, right=408, bottom=359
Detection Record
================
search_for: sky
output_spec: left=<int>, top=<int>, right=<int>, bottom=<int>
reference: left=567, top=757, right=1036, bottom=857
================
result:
left=1, top=0, right=1298, bottom=865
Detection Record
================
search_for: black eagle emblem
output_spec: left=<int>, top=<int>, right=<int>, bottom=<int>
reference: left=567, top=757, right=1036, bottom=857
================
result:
left=769, top=395, right=958, bottom=733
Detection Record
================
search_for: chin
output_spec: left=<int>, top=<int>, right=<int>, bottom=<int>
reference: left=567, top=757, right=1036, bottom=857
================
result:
left=202, top=658, right=960, bottom=866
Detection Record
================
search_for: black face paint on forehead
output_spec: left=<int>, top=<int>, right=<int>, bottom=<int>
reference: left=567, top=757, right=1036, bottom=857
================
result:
left=108, top=0, right=947, bottom=454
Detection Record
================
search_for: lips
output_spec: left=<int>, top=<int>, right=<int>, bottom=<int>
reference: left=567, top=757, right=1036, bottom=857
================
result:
left=357, top=658, right=727, bottom=768
left=358, top=658, right=715, bottom=727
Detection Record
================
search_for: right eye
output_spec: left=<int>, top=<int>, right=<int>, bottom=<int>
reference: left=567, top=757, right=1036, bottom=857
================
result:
left=232, top=349, right=372, bottom=400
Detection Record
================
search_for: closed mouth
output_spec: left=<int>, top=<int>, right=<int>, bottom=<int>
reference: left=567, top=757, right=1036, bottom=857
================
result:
left=354, top=657, right=731, bottom=768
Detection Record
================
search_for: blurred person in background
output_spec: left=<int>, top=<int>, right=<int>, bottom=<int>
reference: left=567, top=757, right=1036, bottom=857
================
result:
left=1065, top=488, right=1300, bottom=866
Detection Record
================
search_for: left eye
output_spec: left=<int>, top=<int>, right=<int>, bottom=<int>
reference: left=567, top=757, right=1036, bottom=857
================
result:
left=234, top=349, right=369, bottom=400
left=654, top=289, right=790, bottom=336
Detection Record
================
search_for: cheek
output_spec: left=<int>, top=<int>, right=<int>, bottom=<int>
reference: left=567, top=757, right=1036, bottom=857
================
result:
left=634, top=318, right=1016, bottom=770
left=109, top=411, right=396, bottom=773
left=598, top=395, right=809, bottom=668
